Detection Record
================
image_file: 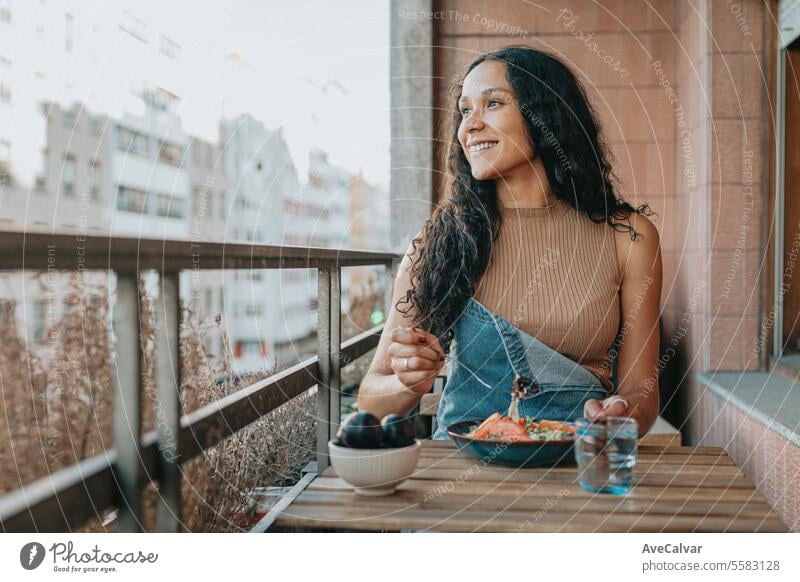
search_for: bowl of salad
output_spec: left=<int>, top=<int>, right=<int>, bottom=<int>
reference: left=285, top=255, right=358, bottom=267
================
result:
left=446, top=412, right=578, bottom=468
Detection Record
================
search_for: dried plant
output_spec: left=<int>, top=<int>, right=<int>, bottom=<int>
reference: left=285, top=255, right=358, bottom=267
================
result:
left=138, top=281, right=318, bottom=532
left=0, top=272, right=322, bottom=532
left=1, top=269, right=383, bottom=532
left=0, top=299, right=49, bottom=491
left=45, top=273, right=113, bottom=471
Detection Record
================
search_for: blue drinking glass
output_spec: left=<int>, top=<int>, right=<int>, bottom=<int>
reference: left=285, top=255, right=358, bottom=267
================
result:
left=574, top=416, right=638, bottom=494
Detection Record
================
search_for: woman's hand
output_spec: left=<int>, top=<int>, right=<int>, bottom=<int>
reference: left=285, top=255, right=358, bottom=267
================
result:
left=387, top=325, right=446, bottom=395
left=583, top=395, right=630, bottom=421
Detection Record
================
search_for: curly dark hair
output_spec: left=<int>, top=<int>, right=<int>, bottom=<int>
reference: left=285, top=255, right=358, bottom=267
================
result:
left=397, top=45, right=654, bottom=355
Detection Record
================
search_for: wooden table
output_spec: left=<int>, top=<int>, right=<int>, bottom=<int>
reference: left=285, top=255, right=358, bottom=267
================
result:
left=272, top=440, right=787, bottom=532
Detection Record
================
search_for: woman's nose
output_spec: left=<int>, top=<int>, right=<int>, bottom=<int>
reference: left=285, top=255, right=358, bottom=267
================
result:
left=462, top=110, right=486, bottom=131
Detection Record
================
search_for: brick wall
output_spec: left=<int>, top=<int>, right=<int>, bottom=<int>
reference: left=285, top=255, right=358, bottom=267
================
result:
left=677, top=0, right=799, bottom=531
left=431, top=0, right=797, bottom=530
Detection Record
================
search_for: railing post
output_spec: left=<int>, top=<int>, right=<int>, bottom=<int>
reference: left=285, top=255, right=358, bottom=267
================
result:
left=330, top=267, right=342, bottom=445
left=385, top=258, right=399, bottom=320
left=316, top=266, right=341, bottom=472
left=155, top=272, right=182, bottom=532
left=112, top=272, right=144, bottom=532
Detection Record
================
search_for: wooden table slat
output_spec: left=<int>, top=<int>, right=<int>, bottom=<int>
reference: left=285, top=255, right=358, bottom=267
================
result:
left=273, top=440, right=787, bottom=532
left=308, top=476, right=771, bottom=503
left=321, top=466, right=753, bottom=489
left=277, top=504, right=786, bottom=533
left=292, top=489, right=775, bottom=520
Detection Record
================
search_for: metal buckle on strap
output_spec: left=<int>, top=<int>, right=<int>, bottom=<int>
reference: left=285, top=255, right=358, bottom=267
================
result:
left=512, top=374, right=541, bottom=398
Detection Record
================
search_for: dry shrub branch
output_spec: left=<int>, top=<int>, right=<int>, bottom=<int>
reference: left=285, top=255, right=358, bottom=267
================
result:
left=0, top=271, right=317, bottom=532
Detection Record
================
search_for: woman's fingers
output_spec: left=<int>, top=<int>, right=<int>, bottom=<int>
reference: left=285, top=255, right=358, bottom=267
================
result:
left=390, top=325, right=427, bottom=345
left=389, top=325, right=444, bottom=354
left=415, top=328, right=446, bottom=357
left=583, top=399, right=604, bottom=420
left=387, top=341, right=444, bottom=363
left=396, top=369, right=440, bottom=394
left=391, top=355, right=438, bottom=372
left=584, top=398, right=628, bottom=420
left=388, top=327, right=447, bottom=392
left=597, top=399, right=628, bottom=419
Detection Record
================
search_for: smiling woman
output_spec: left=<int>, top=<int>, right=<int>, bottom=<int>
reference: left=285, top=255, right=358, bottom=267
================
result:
left=358, top=46, right=662, bottom=438
left=456, top=71, right=536, bottom=189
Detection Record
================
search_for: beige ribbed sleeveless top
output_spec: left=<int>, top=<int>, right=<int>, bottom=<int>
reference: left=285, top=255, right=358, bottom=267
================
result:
left=473, top=198, right=623, bottom=391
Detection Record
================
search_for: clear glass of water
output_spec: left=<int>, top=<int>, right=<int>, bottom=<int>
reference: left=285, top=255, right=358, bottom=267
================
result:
left=574, top=416, right=638, bottom=494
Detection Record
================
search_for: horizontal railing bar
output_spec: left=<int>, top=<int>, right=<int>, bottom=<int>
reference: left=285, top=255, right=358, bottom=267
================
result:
left=339, top=323, right=384, bottom=368
left=179, top=325, right=382, bottom=460
left=179, top=359, right=320, bottom=461
left=249, top=471, right=317, bottom=533
left=0, top=450, right=116, bottom=532
left=0, top=230, right=400, bottom=271
left=0, top=319, right=383, bottom=532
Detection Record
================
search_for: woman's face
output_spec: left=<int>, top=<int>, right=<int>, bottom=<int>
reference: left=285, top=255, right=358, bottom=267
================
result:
left=457, top=60, right=534, bottom=181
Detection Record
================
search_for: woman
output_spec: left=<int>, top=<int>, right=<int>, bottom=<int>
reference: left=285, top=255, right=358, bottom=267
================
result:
left=358, top=46, right=662, bottom=438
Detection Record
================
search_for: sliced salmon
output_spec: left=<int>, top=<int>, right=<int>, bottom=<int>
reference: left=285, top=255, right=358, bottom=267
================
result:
left=485, top=417, right=532, bottom=442
left=467, top=412, right=501, bottom=438
left=537, top=419, right=576, bottom=434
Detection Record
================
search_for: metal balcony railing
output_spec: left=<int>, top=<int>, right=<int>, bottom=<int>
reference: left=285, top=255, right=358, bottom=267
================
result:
left=0, top=229, right=400, bottom=532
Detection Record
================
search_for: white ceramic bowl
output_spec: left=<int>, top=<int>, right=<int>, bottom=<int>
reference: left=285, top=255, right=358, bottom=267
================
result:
left=328, top=439, right=422, bottom=496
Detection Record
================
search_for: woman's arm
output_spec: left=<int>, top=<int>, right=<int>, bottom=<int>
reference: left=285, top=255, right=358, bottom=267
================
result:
left=584, top=212, right=663, bottom=438
left=357, top=234, right=446, bottom=419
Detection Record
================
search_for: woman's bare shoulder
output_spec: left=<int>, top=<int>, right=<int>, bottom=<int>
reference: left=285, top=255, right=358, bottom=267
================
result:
left=611, top=211, right=661, bottom=284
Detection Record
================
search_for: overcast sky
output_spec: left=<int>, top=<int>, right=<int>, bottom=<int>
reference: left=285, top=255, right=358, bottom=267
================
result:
left=1, top=0, right=390, bottom=186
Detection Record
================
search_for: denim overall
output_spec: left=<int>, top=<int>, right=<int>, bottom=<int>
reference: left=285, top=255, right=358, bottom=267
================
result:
left=432, top=296, right=609, bottom=440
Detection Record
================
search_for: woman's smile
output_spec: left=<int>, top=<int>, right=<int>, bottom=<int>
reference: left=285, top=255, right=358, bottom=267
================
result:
left=467, top=140, right=500, bottom=155
left=456, top=60, right=534, bottom=181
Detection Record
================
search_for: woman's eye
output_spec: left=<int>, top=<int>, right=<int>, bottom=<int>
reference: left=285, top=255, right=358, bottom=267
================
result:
left=460, top=100, right=501, bottom=115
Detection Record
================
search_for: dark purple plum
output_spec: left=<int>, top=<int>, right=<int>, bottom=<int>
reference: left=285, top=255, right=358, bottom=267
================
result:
left=380, top=413, right=416, bottom=448
left=337, top=411, right=383, bottom=448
